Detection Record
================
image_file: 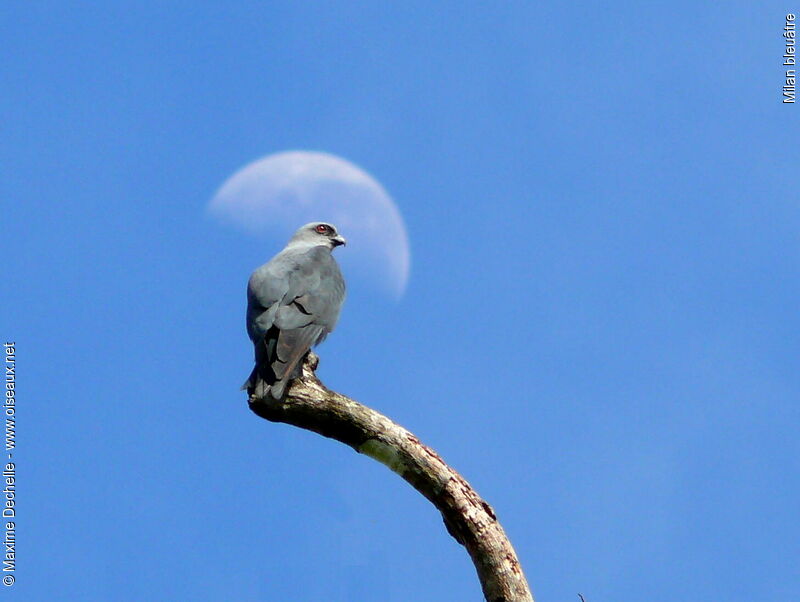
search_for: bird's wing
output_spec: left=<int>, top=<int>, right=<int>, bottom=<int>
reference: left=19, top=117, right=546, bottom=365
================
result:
left=246, top=246, right=345, bottom=398
left=271, top=247, right=345, bottom=396
left=268, top=324, right=327, bottom=399
left=245, top=265, right=287, bottom=343
left=273, top=246, right=345, bottom=332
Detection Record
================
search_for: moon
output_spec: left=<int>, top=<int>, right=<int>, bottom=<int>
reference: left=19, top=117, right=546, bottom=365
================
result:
left=208, top=151, right=411, bottom=298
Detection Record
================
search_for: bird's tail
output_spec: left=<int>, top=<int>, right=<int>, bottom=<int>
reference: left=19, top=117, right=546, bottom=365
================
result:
left=242, top=360, right=277, bottom=400
left=242, top=335, right=278, bottom=399
left=240, top=366, right=257, bottom=392
left=242, top=359, right=302, bottom=400
left=244, top=326, right=318, bottom=400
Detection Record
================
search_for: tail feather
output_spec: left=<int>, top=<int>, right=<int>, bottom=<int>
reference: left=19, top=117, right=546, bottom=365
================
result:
left=241, top=365, right=256, bottom=391
left=243, top=355, right=277, bottom=400
left=269, top=378, right=288, bottom=400
left=245, top=325, right=320, bottom=400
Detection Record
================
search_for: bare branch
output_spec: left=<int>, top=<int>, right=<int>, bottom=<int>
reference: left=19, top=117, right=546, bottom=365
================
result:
left=248, top=353, right=534, bottom=602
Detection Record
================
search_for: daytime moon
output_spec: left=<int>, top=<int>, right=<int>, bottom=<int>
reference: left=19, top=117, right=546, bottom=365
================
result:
left=208, top=151, right=411, bottom=298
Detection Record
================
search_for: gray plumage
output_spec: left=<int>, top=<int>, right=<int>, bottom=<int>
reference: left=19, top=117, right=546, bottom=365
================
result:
left=243, top=222, right=346, bottom=399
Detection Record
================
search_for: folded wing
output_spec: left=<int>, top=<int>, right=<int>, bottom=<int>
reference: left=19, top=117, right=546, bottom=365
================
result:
left=243, top=246, right=345, bottom=399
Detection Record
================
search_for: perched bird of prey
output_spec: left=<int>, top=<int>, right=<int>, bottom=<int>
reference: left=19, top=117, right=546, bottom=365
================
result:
left=243, top=222, right=346, bottom=400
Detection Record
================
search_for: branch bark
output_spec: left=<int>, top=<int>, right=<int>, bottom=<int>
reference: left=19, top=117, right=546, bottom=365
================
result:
left=248, top=353, right=534, bottom=602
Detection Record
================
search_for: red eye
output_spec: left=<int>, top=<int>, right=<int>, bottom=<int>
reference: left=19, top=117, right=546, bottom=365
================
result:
left=315, top=224, right=328, bottom=234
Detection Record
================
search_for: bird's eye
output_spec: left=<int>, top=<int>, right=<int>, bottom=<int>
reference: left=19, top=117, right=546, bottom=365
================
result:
left=315, top=224, right=328, bottom=234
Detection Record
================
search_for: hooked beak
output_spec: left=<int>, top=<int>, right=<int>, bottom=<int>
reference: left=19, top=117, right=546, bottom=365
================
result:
left=332, top=235, right=347, bottom=247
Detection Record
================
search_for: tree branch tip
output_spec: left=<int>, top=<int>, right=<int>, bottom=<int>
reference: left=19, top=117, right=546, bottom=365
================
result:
left=304, top=351, right=320, bottom=371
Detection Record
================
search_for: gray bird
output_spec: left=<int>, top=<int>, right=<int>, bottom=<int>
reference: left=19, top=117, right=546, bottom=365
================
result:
left=242, top=222, right=347, bottom=399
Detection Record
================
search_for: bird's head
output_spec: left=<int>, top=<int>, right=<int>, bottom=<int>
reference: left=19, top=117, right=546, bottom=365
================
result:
left=289, top=222, right=347, bottom=250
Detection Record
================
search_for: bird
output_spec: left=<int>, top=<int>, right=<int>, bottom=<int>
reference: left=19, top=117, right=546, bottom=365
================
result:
left=242, top=222, right=347, bottom=400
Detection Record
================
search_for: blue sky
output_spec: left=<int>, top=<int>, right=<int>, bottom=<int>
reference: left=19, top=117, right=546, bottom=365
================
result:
left=3, top=2, right=798, bottom=600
